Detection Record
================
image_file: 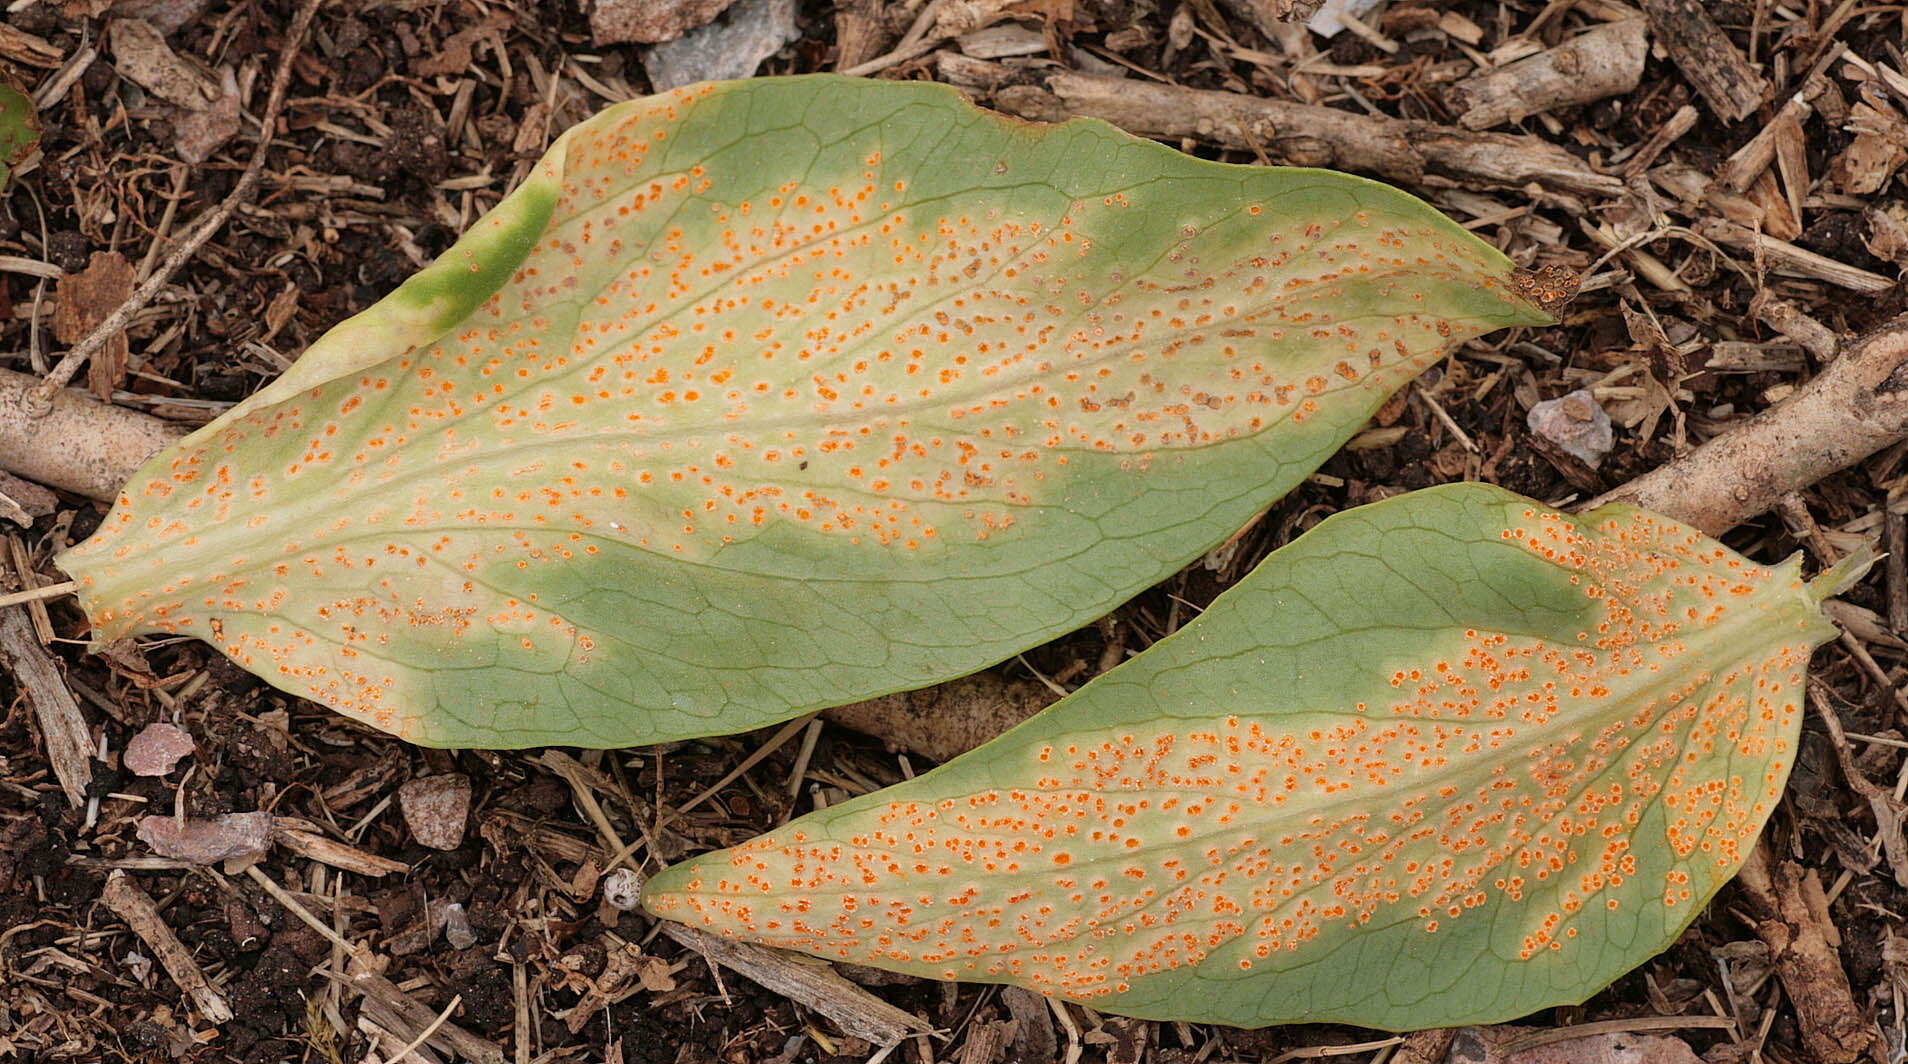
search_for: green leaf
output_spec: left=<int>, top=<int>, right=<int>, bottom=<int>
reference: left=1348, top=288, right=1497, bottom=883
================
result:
left=0, top=74, right=40, bottom=189
left=56, top=75, right=1548, bottom=749
left=643, top=483, right=1841, bottom=1029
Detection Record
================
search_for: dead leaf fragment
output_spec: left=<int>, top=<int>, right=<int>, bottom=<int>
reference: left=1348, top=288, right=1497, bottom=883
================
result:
left=415, top=13, right=510, bottom=77
left=123, top=722, right=195, bottom=776
left=637, top=955, right=676, bottom=992
left=109, top=18, right=217, bottom=107
left=398, top=773, right=472, bottom=850
left=137, top=811, right=272, bottom=865
left=109, top=19, right=237, bottom=163
left=53, top=251, right=134, bottom=400
left=109, top=0, right=214, bottom=34
left=1865, top=204, right=1908, bottom=268
left=1833, top=91, right=1908, bottom=196
left=172, top=66, right=240, bottom=165
left=589, top=0, right=739, bottom=45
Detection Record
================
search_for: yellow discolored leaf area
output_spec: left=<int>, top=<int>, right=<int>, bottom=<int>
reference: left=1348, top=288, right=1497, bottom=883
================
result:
left=56, top=76, right=1546, bottom=748
left=644, top=484, right=1849, bottom=1029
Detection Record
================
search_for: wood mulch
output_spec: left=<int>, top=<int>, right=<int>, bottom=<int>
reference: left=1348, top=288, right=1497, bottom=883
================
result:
left=2, top=0, right=1907, bottom=1062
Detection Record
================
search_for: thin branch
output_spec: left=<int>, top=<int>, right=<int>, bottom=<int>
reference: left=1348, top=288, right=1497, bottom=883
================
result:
left=1589, top=316, right=1908, bottom=535
left=27, top=0, right=327, bottom=410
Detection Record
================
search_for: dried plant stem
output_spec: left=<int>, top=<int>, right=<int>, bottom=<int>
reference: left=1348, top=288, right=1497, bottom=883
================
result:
left=0, top=579, right=77, bottom=609
left=100, top=872, right=236, bottom=1024
left=27, top=0, right=326, bottom=410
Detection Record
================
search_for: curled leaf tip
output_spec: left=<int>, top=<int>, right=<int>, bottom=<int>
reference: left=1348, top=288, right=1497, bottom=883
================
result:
left=1807, top=542, right=1881, bottom=606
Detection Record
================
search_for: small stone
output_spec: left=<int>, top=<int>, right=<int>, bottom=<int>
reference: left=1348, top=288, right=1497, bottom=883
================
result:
left=443, top=901, right=477, bottom=949
left=603, top=867, right=644, bottom=911
left=1527, top=388, right=1615, bottom=469
left=398, top=773, right=472, bottom=850
left=123, top=722, right=195, bottom=776
left=641, top=0, right=799, bottom=92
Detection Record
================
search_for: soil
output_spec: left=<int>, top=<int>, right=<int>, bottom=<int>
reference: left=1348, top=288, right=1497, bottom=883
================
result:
left=1, top=0, right=1906, bottom=1063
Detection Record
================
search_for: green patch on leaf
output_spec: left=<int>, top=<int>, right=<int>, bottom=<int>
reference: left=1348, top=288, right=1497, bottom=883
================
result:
left=644, top=484, right=1842, bottom=1029
left=0, top=75, right=40, bottom=189
left=57, top=76, right=1547, bottom=749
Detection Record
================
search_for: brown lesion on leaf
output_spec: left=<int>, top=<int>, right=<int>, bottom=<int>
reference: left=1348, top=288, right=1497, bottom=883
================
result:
left=1512, top=264, right=1582, bottom=315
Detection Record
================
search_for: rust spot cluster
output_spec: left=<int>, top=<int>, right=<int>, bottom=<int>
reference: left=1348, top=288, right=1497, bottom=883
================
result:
left=647, top=507, right=1813, bottom=997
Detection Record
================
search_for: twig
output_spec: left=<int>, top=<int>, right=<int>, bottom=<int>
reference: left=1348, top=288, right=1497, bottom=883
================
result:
left=246, top=865, right=506, bottom=1064
left=1694, top=217, right=1895, bottom=292
left=1590, top=314, right=1908, bottom=535
left=27, top=0, right=327, bottom=410
left=101, top=871, right=235, bottom=1024
left=660, top=923, right=929, bottom=1046
left=1451, top=19, right=1648, bottom=130
left=1808, top=682, right=1908, bottom=889
left=979, top=66, right=1624, bottom=198
left=1498, top=1015, right=1739, bottom=1053
left=0, top=366, right=185, bottom=502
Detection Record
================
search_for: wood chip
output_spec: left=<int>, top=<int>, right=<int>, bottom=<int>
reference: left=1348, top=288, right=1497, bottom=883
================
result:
left=1640, top=0, right=1766, bottom=122
left=52, top=251, right=134, bottom=400
left=270, top=821, right=411, bottom=876
left=1694, top=217, right=1895, bottom=291
left=0, top=23, right=67, bottom=69
left=1715, top=95, right=1812, bottom=193
left=0, top=469, right=56, bottom=526
left=1437, top=10, right=1484, bottom=44
left=0, top=605, right=92, bottom=806
left=1833, top=88, right=1908, bottom=195
left=1736, top=846, right=1883, bottom=1063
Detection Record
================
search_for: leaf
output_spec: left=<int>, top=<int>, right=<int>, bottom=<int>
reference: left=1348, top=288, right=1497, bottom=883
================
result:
left=642, top=484, right=1844, bottom=1029
left=56, top=76, right=1548, bottom=749
left=0, top=74, right=40, bottom=189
